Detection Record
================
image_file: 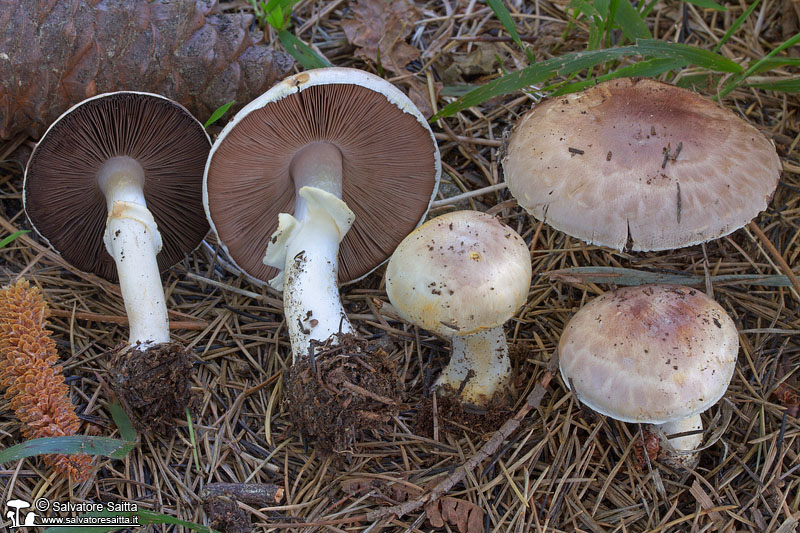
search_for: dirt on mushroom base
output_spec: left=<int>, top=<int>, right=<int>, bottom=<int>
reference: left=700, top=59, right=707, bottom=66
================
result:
left=415, top=384, right=512, bottom=437
left=283, top=335, right=402, bottom=454
left=109, top=341, right=194, bottom=433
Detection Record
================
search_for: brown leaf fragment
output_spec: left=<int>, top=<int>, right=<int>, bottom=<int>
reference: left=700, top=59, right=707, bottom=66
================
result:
left=772, top=382, right=799, bottom=417
left=440, top=43, right=506, bottom=85
left=405, top=78, right=442, bottom=119
left=342, top=0, right=421, bottom=74
left=425, top=497, right=484, bottom=533
left=0, top=0, right=295, bottom=141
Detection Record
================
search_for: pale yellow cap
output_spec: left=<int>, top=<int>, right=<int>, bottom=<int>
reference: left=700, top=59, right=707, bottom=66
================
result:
left=558, top=284, right=738, bottom=424
left=503, top=78, right=781, bottom=251
left=385, top=211, right=531, bottom=337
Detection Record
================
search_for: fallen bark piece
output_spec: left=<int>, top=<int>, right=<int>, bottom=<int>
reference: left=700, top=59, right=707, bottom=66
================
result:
left=0, top=0, right=295, bottom=140
left=201, top=483, right=285, bottom=533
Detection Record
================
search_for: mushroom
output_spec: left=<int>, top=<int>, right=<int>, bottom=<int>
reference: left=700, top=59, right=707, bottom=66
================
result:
left=502, top=78, right=781, bottom=251
left=24, top=91, right=211, bottom=430
left=203, top=67, right=441, bottom=361
left=6, top=499, right=30, bottom=528
left=558, top=284, right=738, bottom=465
left=385, top=211, right=532, bottom=405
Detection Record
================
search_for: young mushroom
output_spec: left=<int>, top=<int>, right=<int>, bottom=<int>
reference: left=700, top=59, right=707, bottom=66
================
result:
left=24, top=92, right=211, bottom=431
left=204, top=67, right=440, bottom=360
left=385, top=211, right=532, bottom=405
left=503, top=78, right=781, bottom=251
left=558, top=285, right=738, bottom=467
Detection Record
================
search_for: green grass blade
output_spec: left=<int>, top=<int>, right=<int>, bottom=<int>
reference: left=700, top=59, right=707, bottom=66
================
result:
left=43, top=509, right=218, bottom=533
left=604, top=0, right=621, bottom=46
left=746, top=77, right=800, bottom=92
left=713, top=0, right=758, bottom=52
left=432, top=46, right=640, bottom=120
left=441, top=84, right=478, bottom=97
left=568, top=0, right=604, bottom=50
left=108, top=402, right=136, bottom=442
left=0, top=436, right=135, bottom=462
left=614, top=0, right=652, bottom=42
left=684, top=0, right=727, bottom=11
left=486, top=0, right=533, bottom=60
left=635, top=39, right=743, bottom=72
left=278, top=30, right=331, bottom=69
left=548, top=57, right=686, bottom=95
left=187, top=408, right=201, bottom=472
left=718, top=31, right=800, bottom=98
left=0, top=230, right=28, bottom=249
left=545, top=266, right=795, bottom=287
left=753, top=56, right=800, bottom=73
left=0, top=403, right=136, bottom=463
left=640, top=0, right=659, bottom=17
left=204, top=101, right=234, bottom=128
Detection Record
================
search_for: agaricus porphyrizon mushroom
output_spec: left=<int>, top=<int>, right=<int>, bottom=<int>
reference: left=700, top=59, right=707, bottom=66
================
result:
left=24, top=92, right=211, bottom=430
left=204, top=67, right=440, bottom=361
left=503, top=78, right=781, bottom=251
left=559, top=284, right=738, bottom=466
left=385, top=211, right=532, bottom=405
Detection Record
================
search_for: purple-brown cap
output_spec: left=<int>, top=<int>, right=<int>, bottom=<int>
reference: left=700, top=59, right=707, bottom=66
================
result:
left=24, top=92, right=211, bottom=281
left=203, top=67, right=441, bottom=284
left=503, top=78, right=781, bottom=251
left=558, top=285, right=738, bottom=424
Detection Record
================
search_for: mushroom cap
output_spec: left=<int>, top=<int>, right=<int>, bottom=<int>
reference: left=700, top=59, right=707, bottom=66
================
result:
left=503, top=78, right=781, bottom=251
left=5, top=500, right=30, bottom=509
left=203, top=67, right=441, bottom=285
left=385, top=211, right=531, bottom=337
left=558, top=284, right=738, bottom=424
left=24, top=91, right=211, bottom=281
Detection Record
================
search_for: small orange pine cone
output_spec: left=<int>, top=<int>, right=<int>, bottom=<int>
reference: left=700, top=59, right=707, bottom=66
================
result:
left=0, top=280, right=92, bottom=482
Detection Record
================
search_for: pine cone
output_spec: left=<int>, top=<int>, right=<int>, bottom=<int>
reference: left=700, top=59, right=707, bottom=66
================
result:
left=0, top=0, right=295, bottom=141
left=0, top=279, right=92, bottom=482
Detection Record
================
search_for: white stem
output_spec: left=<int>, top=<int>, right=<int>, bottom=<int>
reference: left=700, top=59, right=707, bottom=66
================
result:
left=263, top=143, right=356, bottom=362
left=658, top=414, right=703, bottom=453
left=99, top=156, right=170, bottom=348
left=436, top=326, right=511, bottom=405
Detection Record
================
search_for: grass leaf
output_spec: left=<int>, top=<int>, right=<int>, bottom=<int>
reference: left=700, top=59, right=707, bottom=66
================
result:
left=718, top=31, right=800, bottom=98
left=203, top=101, right=235, bottom=129
left=278, top=30, right=331, bottom=69
left=187, top=408, right=201, bottom=472
left=0, top=403, right=136, bottom=463
left=613, top=0, right=652, bottom=42
left=548, top=57, right=686, bottom=95
left=43, top=509, right=218, bottom=533
left=746, top=77, right=800, bottom=92
left=108, top=402, right=136, bottom=443
left=0, top=230, right=29, bottom=250
left=753, top=56, right=800, bottom=73
left=545, top=266, right=796, bottom=287
left=634, top=39, right=742, bottom=72
left=432, top=46, right=642, bottom=120
left=714, top=0, right=758, bottom=52
left=486, top=0, right=534, bottom=60
left=0, top=436, right=135, bottom=462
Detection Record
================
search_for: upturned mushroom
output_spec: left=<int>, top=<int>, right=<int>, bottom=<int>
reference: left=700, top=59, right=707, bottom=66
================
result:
left=503, top=78, right=781, bottom=251
left=204, top=67, right=440, bottom=360
left=385, top=211, right=532, bottom=405
left=24, top=91, right=211, bottom=431
left=558, top=284, right=738, bottom=466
